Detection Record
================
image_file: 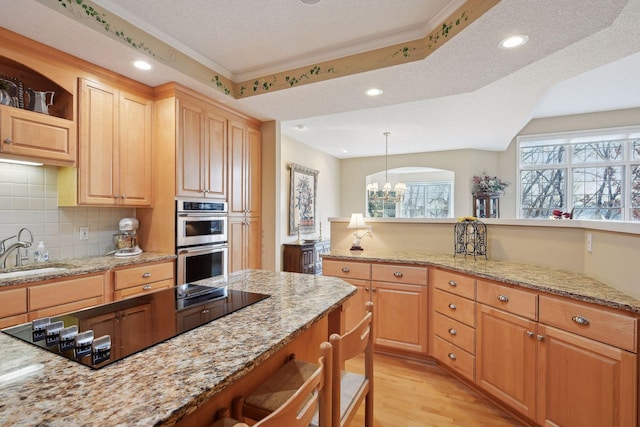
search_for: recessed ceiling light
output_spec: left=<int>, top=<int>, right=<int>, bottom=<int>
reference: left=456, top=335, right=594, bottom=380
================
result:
left=301, top=0, right=321, bottom=4
left=499, top=35, right=529, bottom=49
left=295, top=124, right=307, bottom=131
left=133, top=60, right=152, bottom=70
left=366, top=88, right=383, bottom=97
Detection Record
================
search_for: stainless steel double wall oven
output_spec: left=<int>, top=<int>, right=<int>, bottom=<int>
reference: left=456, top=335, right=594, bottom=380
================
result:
left=175, top=199, right=228, bottom=285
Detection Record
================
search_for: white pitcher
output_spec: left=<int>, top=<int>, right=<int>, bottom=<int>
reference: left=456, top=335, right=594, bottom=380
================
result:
left=26, top=88, right=55, bottom=115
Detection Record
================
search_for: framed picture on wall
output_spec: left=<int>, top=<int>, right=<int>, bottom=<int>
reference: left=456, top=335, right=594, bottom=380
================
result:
left=289, top=163, right=319, bottom=236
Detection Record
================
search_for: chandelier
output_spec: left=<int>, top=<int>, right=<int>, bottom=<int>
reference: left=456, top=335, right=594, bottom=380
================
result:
left=366, top=132, right=406, bottom=203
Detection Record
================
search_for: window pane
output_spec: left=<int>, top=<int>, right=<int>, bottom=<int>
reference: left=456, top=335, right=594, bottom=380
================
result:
left=632, top=140, right=640, bottom=160
left=367, top=193, right=398, bottom=218
left=571, top=166, right=623, bottom=220
left=573, top=140, right=623, bottom=163
left=401, top=183, right=451, bottom=218
left=631, top=164, right=640, bottom=221
left=520, top=169, right=566, bottom=218
left=520, top=145, right=566, bottom=166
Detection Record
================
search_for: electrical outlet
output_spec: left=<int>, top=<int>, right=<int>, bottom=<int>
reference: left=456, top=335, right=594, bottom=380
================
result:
left=586, top=233, right=592, bottom=253
left=80, top=227, right=89, bottom=240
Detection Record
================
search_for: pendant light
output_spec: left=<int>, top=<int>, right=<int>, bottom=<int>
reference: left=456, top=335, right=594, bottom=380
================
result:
left=367, top=132, right=406, bottom=202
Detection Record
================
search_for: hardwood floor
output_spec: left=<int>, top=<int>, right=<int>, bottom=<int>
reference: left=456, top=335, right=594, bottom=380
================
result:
left=345, top=353, right=526, bottom=427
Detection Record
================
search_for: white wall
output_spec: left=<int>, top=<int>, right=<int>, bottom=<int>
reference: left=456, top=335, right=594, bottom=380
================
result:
left=0, top=163, right=133, bottom=266
left=280, top=134, right=341, bottom=261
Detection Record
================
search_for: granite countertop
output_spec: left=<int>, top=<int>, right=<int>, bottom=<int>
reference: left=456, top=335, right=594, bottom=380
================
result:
left=0, top=252, right=177, bottom=288
left=0, top=270, right=355, bottom=426
left=323, top=249, right=640, bottom=314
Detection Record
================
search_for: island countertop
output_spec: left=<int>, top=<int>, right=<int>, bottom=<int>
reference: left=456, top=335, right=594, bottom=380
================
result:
left=323, top=249, right=640, bottom=314
left=0, top=270, right=355, bottom=426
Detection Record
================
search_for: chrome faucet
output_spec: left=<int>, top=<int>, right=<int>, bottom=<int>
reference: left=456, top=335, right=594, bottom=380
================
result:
left=0, top=228, right=33, bottom=269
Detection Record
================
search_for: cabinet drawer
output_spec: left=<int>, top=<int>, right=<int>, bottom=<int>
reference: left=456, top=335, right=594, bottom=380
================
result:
left=114, top=261, right=174, bottom=290
left=477, top=280, right=538, bottom=320
left=431, top=269, right=476, bottom=299
left=371, top=264, right=427, bottom=285
left=29, top=274, right=104, bottom=311
left=433, top=335, right=475, bottom=381
left=322, top=260, right=371, bottom=280
left=29, top=297, right=103, bottom=319
left=0, top=287, right=27, bottom=317
left=433, top=289, right=476, bottom=327
left=539, top=295, right=637, bottom=352
left=114, top=278, right=174, bottom=300
left=433, top=312, right=475, bottom=354
left=0, top=313, right=28, bottom=329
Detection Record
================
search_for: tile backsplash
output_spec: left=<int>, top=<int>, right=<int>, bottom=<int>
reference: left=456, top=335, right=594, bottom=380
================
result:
left=0, top=163, right=134, bottom=266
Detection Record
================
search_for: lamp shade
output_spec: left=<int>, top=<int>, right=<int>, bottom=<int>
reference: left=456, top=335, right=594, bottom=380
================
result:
left=347, top=213, right=367, bottom=229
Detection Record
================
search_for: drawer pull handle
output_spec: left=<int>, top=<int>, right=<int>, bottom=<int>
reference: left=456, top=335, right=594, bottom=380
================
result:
left=572, top=315, right=590, bottom=326
left=447, top=353, right=457, bottom=361
left=448, top=303, right=457, bottom=311
left=448, top=328, right=457, bottom=336
left=142, top=285, right=152, bottom=290
left=537, top=335, right=545, bottom=342
left=393, top=272, right=403, bottom=277
left=142, top=272, right=152, bottom=278
left=526, top=331, right=534, bottom=338
left=3, top=138, right=11, bottom=144
left=497, top=294, right=509, bottom=302
left=341, top=267, right=350, bottom=273
left=448, top=280, right=457, bottom=287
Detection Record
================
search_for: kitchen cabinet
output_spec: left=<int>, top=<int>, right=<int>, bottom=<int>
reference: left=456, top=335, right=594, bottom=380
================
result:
left=176, top=98, right=227, bottom=199
left=229, top=121, right=261, bottom=217
left=64, top=78, right=152, bottom=206
left=229, top=216, right=261, bottom=273
left=0, top=287, right=28, bottom=329
left=28, top=273, right=106, bottom=319
left=282, top=240, right=330, bottom=275
left=80, top=302, right=152, bottom=360
left=431, top=268, right=477, bottom=381
left=323, top=259, right=428, bottom=356
left=112, top=260, right=174, bottom=301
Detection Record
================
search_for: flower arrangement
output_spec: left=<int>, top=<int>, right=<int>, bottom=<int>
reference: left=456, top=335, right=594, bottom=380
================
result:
left=472, top=171, right=509, bottom=195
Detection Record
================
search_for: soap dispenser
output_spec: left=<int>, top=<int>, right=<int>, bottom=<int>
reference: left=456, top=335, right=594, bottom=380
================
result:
left=34, top=241, right=49, bottom=262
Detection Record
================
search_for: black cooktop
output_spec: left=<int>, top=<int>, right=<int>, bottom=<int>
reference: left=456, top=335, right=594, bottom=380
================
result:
left=2, top=284, right=269, bottom=369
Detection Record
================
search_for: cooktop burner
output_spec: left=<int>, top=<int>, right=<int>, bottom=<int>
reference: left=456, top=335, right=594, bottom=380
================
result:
left=2, top=284, right=269, bottom=369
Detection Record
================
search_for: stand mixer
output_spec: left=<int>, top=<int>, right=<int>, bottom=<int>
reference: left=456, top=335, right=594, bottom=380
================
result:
left=113, top=218, right=143, bottom=257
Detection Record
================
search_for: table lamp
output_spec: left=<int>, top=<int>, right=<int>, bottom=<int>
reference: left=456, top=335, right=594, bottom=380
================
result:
left=347, top=213, right=371, bottom=251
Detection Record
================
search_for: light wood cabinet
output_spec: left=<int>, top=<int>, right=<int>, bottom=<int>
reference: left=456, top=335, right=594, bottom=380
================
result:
left=176, top=98, right=227, bottom=199
left=112, top=260, right=175, bottom=300
left=229, top=121, right=261, bottom=217
left=27, top=273, right=105, bottom=319
left=229, top=216, right=261, bottom=273
left=0, top=287, right=28, bottom=328
left=64, top=78, right=152, bottom=206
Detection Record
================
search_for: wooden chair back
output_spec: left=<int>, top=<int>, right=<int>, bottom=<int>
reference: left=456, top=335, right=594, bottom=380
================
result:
left=329, top=301, right=374, bottom=427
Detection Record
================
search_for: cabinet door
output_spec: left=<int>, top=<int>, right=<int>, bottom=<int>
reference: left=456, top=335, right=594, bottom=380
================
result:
left=372, top=280, right=427, bottom=354
left=228, top=120, right=246, bottom=216
left=228, top=216, right=245, bottom=273
left=78, top=78, right=118, bottom=205
left=204, top=110, right=227, bottom=199
left=176, top=99, right=205, bottom=198
left=0, top=106, right=76, bottom=166
left=341, top=278, right=370, bottom=333
left=119, top=303, right=153, bottom=357
left=246, top=127, right=261, bottom=216
left=476, top=305, right=537, bottom=420
left=537, top=324, right=637, bottom=427
left=118, top=91, right=152, bottom=206
left=245, top=215, right=261, bottom=270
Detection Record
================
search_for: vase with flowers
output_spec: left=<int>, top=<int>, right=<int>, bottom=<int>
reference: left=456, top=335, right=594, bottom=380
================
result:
left=472, top=171, right=509, bottom=196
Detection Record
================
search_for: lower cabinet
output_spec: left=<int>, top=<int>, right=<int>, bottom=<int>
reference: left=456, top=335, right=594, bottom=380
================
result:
left=0, top=287, right=28, bottom=329
left=229, top=216, right=261, bottom=273
left=112, top=260, right=175, bottom=300
left=28, top=273, right=105, bottom=319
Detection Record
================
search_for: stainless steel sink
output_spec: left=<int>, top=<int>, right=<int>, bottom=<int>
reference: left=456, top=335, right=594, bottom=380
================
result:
left=0, top=266, right=69, bottom=280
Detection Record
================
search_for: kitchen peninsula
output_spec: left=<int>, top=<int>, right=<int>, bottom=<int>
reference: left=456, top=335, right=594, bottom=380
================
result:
left=0, top=270, right=355, bottom=426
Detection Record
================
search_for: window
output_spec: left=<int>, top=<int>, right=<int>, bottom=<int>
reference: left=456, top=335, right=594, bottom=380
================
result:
left=366, top=167, right=454, bottom=218
left=518, top=127, right=640, bottom=221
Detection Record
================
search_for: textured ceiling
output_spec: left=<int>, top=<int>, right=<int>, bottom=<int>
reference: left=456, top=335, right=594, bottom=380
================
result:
left=1, top=0, right=639, bottom=159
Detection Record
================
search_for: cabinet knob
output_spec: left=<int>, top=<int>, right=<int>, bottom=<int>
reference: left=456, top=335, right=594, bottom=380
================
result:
left=3, top=138, right=11, bottom=144
left=537, top=335, right=545, bottom=341
left=448, top=280, right=457, bottom=287
left=393, top=271, right=403, bottom=278
left=341, top=267, right=350, bottom=273
left=447, top=353, right=457, bottom=361
left=448, top=328, right=457, bottom=336
left=572, top=315, right=590, bottom=326
left=497, top=294, right=509, bottom=302
left=448, top=303, right=457, bottom=311
left=142, top=272, right=152, bottom=278
left=202, top=309, right=210, bottom=314
left=114, top=195, right=120, bottom=199
left=121, top=194, right=126, bottom=199
left=525, top=330, right=534, bottom=338
left=142, top=285, right=152, bottom=290
left=371, top=287, right=377, bottom=292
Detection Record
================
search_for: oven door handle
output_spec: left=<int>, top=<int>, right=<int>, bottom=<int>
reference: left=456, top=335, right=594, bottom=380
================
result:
left=177, top=213, right=227, bottom=217
left=178, top=246, right=227, bottom=255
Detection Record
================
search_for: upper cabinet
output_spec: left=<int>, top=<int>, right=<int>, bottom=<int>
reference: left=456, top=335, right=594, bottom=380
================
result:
left=0, top=51, right=76, bottom=166
left=229, top=120, right=261, bottom=217
left=176, top=97, right=227, bottom=199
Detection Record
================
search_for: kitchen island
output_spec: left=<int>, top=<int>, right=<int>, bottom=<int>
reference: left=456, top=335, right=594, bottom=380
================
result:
left=0, top=270, right=355, bottom=426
